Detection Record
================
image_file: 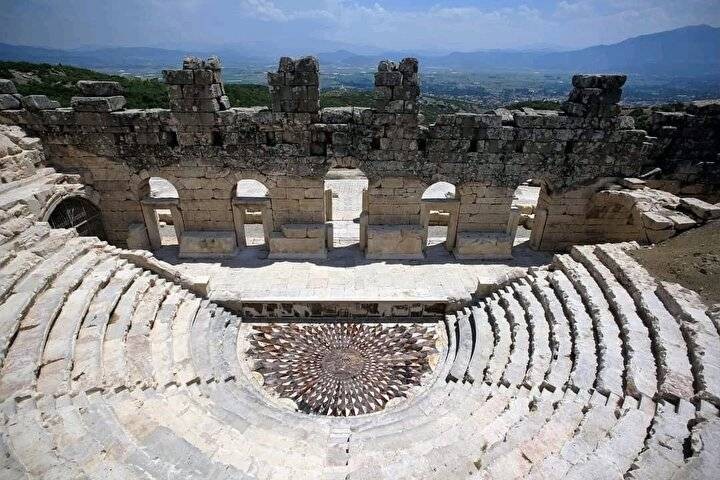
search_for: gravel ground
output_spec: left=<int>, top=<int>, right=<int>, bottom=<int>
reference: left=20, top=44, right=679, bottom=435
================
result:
left=630, top=220, right=720, bottom=306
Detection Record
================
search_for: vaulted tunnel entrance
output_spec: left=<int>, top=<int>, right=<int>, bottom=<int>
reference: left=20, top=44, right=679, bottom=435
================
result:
left=47, top=196, right=106, bottom=240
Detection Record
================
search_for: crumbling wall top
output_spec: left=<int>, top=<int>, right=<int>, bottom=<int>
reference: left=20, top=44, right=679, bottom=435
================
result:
left=267, top=56, right=320, bottom=114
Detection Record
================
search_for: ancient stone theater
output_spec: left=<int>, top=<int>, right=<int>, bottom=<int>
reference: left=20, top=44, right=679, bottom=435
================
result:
left=0, top=55, right=719, bottom=479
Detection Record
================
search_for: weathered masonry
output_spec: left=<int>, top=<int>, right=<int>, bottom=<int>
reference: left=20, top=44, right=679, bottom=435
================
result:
left=0, top=56, right=659, bottom=259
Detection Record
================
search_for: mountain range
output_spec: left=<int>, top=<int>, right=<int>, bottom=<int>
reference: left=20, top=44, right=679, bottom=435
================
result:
left=1, top=24, right=718, bottom=76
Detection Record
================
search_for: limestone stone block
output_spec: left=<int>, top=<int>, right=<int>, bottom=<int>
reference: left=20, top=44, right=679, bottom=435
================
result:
left=641, top=211, right=674, bottom=230
left=306, top=224, right=325, bottom=238
left=374, top=71, right=403, bottom=87
left=568, top=87, right=622, bottom=105
left=680, top=197, right=720, bottom=220
left=126, top=222, right=151, bottom=249
left=366, top=224, right=424, bottom=259
left=453, top=231, right=513, bottom=260
left=21, top=95, right=59, bottom=111
left=281, top=224, right=308, bottom=238
left=71, top=96, right=126, bottom=112
left=666, top=212, right=697, bottom=231
left=268, top=232, right=326, bottom=259
left=76, top=80, right=124, bottom=96
left=620, top=178, right=646, bottom=190
left=178, top=230, right=237, bottom=258
left=0, top=94, right=20, bottom=110
left=0, top=134, right=22, bottom=157
left=183, top=56, right=204, bottom=69
left=571, top=74, right=627, bottom=90
left=163, top=69, right=194, bottom=85
left=646, top=228, right=675, bottom=244
left=0, top=79, right=17, bottom=94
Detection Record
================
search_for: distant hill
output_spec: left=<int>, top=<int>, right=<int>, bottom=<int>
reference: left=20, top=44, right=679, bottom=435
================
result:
left=0, top=44, right=195, bottom=71
left=535, top=24, right=720, bottom=75
left=318, top=25, right=720, bottom=76
left=2, top=25, right=718, bottom=76
left=0, top=44, right=267, bottom=72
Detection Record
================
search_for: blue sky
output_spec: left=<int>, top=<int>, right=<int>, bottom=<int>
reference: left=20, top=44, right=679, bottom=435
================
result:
left=1, top=0, right=718, bottom=53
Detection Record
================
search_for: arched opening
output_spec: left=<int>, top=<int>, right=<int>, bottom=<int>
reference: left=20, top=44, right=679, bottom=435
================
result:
left=140, top=177, right=183, bottom=250
left=232, top=179, right=271, bottom=248
left=324, top=167, right=369, bottom=248
left=512, top=179, right=541, bottom=246
left=421, top=181, right=458, bottom=251
left=47, top=196, right=106, bottom=239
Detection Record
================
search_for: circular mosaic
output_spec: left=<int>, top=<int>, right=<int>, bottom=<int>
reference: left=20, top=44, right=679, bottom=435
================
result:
left=246, top=323, right=439, bottom=416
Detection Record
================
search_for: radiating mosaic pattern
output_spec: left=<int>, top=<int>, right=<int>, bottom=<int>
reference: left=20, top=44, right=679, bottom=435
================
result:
left=247, top=323, right=438, bottom=416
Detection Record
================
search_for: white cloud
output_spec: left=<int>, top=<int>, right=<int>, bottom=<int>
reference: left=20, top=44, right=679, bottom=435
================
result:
left=240, top=0, right=288, bottom=21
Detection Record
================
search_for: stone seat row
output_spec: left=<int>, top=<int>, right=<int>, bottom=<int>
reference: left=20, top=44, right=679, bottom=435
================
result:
left=340, top=242, right=719, bottom=479
left=0, top=228, right=336, bottom=479
left=344, top=242, right=717, bottom=478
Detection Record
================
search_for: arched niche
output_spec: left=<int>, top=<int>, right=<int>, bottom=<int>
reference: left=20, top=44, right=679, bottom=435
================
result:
left=420, top=181, right=459, bottom=251
left=512, top=179, right=541, bottom=247
left=45, top=194, right=106, bottom=239
left=139, top=176, right=184, bottom=250
left=232, top=179, right=272, bottom=248
left=324, top=166, right=369, bottom=248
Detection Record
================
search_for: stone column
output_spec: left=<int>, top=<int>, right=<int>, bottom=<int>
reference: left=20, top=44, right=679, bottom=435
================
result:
left=445, top=201, right=460, bottom=251
left=169, top=205, right=185, bottom=241
left=141, top=203, right=162, bottom=250
left=231, top=202, right=247, bottom=248
left=359, top=189, right=368, bottom=250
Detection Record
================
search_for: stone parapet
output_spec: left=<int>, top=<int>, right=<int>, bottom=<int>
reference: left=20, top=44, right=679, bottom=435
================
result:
left=178, top=229, right=237, bottom=258
left=268, top=56, right=320, bottom=114
left=562, top=74, right=626, bottom=118
left=374, top=58, right=419, bottom=114
left=163, top=55, right=230, bottom=113
left=268, top=223, right=329, bottom=259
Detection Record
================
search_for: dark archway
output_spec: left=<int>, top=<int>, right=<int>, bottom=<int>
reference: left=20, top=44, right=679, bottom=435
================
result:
left=47, top=196, right=106, bottom=239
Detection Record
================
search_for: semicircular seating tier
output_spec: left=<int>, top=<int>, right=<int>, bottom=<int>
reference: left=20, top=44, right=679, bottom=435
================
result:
left=1, top=223, right=719, bottom=479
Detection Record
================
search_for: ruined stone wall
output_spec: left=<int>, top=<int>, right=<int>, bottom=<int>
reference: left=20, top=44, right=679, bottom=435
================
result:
left=530, top=177, right=720, bottom=250
left=531, top=180, right=632, bottom=251
left=0, top=57, right=659, bottom=256
left=645, top=100, right=720, bottom=202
